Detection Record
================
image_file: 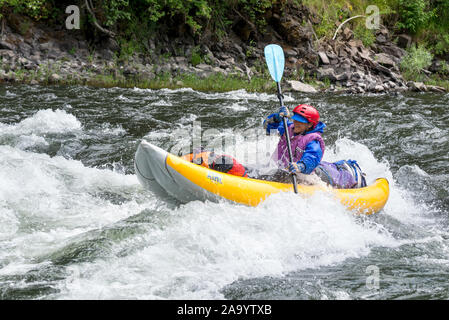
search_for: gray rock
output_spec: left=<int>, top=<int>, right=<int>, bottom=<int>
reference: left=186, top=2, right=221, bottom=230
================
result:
left=148, top=39, right=155, bottom=50
left=286, top=80, right=317, bottom=93
left=388, top=81, right=397, bottom=88
left=99, top=49, right=114, bottom=60
left=47, top=48, right=63, bottom=60
left=426, top=85, right=446, bottom=93
left=326, top=51, right=338, bottom=60
left=343, top=27, right=353, bottom=41
left=212, top=67, right=227, bottom=75
left=197, top=70, right=213, bottom=79
left=123, top=66, right=138, bottom=76
left=2, top=71, right=15, bottom=81
left=233, top=43, right=245, bottom=59
left=175, top=56, right=187, bottom=64
left=39, top=42, right=52, bottom=51
left=196, top=63, right=213, bottom=71
left=0, top=49, right=15, bottom=60
left=358, top=82, right=367, bottom=89
left=288, top=57, right=298, bottom=64
left=374, top=84, right=384, bottom=92
left=284, top=48, right=298, bottom=57
left=335, top=72, right=350, bottom=81
left=29, top=54, right=41, bottom=64
left=378, top=44, right=406, bottom=59
left=351, top=71, right=365, bottom=81
left=397, top=34, right=412, bottom=49
left=375, top=53, right=396, bottom=67
left=376, top=34, right=387, bottom=44
left=317, top=67, right=337, bottom=81
left=407, top=81, right=427, bottom=92
left=318, top=51, right=330, bottom=64
left=50, top=73, right=61, bottom=82
left=0, top=39, right=15, bottom=51
left=140, top=70, right=155, bottom=80
left=103, top=38, right=119, bottom=52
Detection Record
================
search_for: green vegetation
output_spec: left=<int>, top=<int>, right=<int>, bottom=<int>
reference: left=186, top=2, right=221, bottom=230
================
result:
left=1, top=0, right=448, bottom=90
left=0, top=0, right=50, bottom=20
left=400, top=44, right=433, bottom=81
left=190, top=46, right=202, bottom=67
left=1, top=0, right=449, bottom=58
left=353, top=24, right=376, bottom=47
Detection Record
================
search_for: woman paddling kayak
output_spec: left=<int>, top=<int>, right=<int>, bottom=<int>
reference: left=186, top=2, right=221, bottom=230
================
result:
left=181, top=103, right=366, bottom=189
left=264, top=104, right=367, bottom=189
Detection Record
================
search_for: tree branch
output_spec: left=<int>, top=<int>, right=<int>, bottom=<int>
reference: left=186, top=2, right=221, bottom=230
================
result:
left=332, top=15, right=366, bottom=41
left=85, top=0, right=116, bottom=37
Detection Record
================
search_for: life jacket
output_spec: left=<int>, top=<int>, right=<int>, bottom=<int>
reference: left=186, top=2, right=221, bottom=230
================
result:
left=274, top=124, right=325, bottom=168
left=181, top=151, right=211, bottom=168
left=181, top=151, right=248, bottom=178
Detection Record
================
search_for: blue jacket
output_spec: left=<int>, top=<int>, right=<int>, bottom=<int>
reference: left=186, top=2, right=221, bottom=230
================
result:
left=264, top=115, right=326, bottom=174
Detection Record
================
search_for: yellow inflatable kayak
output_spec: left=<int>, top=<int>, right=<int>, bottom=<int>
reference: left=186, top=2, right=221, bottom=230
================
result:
left=134, top=140, right=389, bottom=214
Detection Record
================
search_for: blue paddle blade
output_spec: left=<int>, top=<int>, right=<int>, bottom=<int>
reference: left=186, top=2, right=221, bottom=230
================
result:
left=264, top=44, right=285, bottom=83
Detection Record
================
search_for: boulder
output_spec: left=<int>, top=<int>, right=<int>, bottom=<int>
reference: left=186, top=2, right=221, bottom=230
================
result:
left=286, top=80, right=318, bottom=93
left=397, top=34, right=412, bottom=49
left=99, top=49, right=114, bottom=60
left=284, top=48, right=298, bottom=57
left=0, top=39, right=15, bottom=51
left=374, top=84, right=384, bottom=92
left=279, top=17, right=313, bottom=46
left=335, top=72, right=350, bottom=81
left=377, top=44, right=406, bottom=59
left=374, top=53, right=396, bottom=68
left=376, top=34, right=387, bottom=44
left=351, top=71, right=365, bottom=81
left=426, top=85, right=446, bottom=93
left=342, top=27, right=353, bottom=41
left=407, top=81, right=427, bottom=92
left=318, top=51, right=330, bottom=64
left=0, top=49, right=15, bottom=60
left=196, top=63, right=213, bottom=71
left=317, top=67, right=337, bottom=81
left=50, top=73, right=61, bottom=82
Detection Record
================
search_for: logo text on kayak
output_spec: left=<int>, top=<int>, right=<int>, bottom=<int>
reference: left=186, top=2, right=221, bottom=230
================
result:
left=207, top=173, right=223, bottom=184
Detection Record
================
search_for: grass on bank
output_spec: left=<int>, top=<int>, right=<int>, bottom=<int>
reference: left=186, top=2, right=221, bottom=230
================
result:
left=1, top=67, right=287, bottom=93
left=87, top=72, right=279, bottom=92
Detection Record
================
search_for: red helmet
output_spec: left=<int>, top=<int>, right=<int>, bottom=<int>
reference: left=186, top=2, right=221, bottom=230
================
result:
left=292, top=104, right=320, bottom=127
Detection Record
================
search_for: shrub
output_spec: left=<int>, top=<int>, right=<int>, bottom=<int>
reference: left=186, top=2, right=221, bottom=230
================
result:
left=353, top=23, right=376, bottom=47
left=396, top=0, right=435, bottom=34
left=400, top=44, right=434, bottom=81
left=190, top=46, right=202, bottom=66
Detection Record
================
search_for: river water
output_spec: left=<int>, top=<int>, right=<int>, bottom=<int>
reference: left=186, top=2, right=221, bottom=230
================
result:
left=0, top=84, right=448, bottom=300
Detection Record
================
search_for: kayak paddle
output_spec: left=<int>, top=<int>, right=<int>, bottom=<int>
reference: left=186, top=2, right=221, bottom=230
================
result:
left=264, top=44, right=298, bottom=193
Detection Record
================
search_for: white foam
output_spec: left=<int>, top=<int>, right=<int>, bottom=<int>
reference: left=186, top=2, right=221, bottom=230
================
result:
left=226, top=102, right=248, bottom=111
left=0, top=145, right=156, bottom=263
left=54, top=191, right=397, bottom=299
left=0, top=109, right=82, bottom=150
left=1, top=109, right=81, bottom=136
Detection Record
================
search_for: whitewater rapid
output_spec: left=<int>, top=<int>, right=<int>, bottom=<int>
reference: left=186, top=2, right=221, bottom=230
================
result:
left=1, top=86, right=448, bottom=299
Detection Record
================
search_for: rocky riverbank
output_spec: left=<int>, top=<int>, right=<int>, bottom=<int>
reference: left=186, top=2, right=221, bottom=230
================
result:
left=0, top=10, right=448, bottom=94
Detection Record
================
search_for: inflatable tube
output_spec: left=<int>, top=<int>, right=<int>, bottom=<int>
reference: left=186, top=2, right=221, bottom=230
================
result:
left=134, top=140, right=389, bottom=214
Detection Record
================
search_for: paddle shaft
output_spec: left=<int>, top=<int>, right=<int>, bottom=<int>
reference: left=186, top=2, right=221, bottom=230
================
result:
left=276, top=82, right=298, bottom=194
